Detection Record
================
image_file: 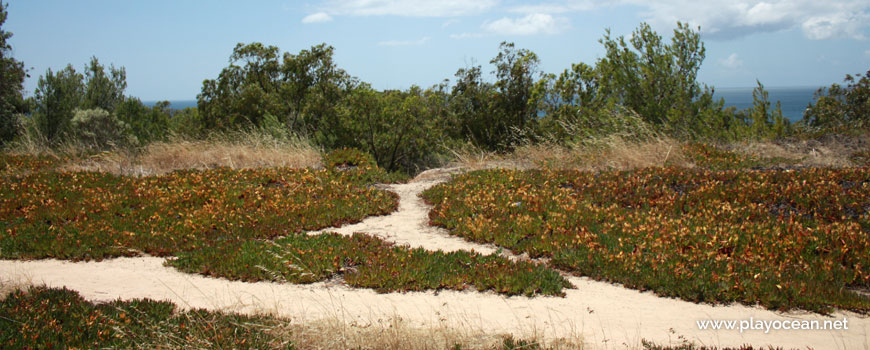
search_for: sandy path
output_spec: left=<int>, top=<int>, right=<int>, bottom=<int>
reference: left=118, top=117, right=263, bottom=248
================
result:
left=2, top=168, right=869, bottom=349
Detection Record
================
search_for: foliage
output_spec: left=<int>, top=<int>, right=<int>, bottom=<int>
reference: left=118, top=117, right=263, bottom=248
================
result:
left=198, top=43, right=444, bottom=173
left=168, top=106, right=203, bottom=138
left=170, top=232, right=569, bottom=296
left=69, top=108, right=136, bottom=150
left=595, top=22, right=707, bottom=135
left=0, top=286, right=294, bottom=349
left=0, top=153, right=64, bottom=176
left=198, top=42, right=352, bottom=133
left=0, top=1, right=27, bottom=145
left=423, top=167, right=870, bottom=313
left=803, top=67, right=870, bottom=129
left=115, top=98, right=171, bottom=143
left=324, top=147, right=410, bottom=184
left=82, top=56, right=127, bottom=112
left=733, top=81, right=791, bottom=139
left=335, top=85, right=444, bottom=172
left=324, top=147, right=377, bottom=169
left=448, top=42, right=540, bottom=151
left=32, top=64, right=85, bottom=142
left=0, top=163, right=397, bottom=260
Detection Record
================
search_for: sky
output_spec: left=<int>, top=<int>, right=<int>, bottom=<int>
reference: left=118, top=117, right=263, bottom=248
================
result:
left=4, top=0, right=870, bottom=101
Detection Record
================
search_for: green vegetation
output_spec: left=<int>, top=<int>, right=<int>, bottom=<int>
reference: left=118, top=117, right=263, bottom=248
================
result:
left=0, top=2, right=27, bottom=146
left=0, top=286, right=294, bottom=349
left=171, top=232, right=568, bottom=296
left=3, top=287, right=585, bottom=350
left=4, top=0, right=866, bottom=173
left=0, top=153, right=568, bottom=296
left=423, top=159, right=870, bottom=313
left=0, top=159, right=397, bottom=260
left=683, top=143, right=799, bottom=171
left=803, top=68, right=870, bottom=130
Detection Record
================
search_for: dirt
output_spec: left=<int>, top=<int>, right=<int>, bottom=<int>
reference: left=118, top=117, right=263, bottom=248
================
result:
left=1, top=168, right=868, bottom=349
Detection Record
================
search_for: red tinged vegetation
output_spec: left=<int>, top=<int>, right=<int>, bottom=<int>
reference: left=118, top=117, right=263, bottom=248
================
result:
left=423, top=163, right=870, bottom=313
left=0, top=153, right=569, bottom=296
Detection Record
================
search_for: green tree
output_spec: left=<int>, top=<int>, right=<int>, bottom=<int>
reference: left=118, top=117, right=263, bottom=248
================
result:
left=803, top=68, right=870, bottom=129
left=115, top=98, right=170, bottom=143
left=537, top=62, right=604, bottom=141
left=448, top=64, right=496, bottom=148
left=32, top=65, right=85, bottom=142
left=334, top=85, right=442, bottom=172
left=198, top=42, right=353, bottom=136
left=83, top=56, right=127, bottom=112
left=0, top=1, right=27, bottom=144
left=737, top=81, right=790, bottom=139
left=490, top=42, right=540, bottom=147
left=282, top=43, right=352, bottom=138
left=596, top=22, right=707, bottom=135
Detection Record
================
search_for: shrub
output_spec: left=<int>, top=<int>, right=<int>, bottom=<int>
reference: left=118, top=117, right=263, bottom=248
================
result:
left=70, top=108, right=136, bottom=150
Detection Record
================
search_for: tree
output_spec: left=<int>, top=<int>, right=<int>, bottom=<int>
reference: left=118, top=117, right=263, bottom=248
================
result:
left=537, top=62, right=603, bottom=141
left=83, top=56, right=127, bottom=112
left=115, top=98, right=170, bottom=143
left=197, top=42, right=354, bottom=139
left=735, top=81, right=790, bottom=139
left=448, top=64, right=496, bottom=148
left=0, top=1, right=27, bottom=144
left=335, top=85, right=441, bottom=173
left=446, top=42, right=541, bottom=151
left=803, top=68, right=870, bottom=129
left=490, top=42, right=540, bottom=146
left=32, top=65, right=84, bottom=142
left=596, top=22, right=707, bottom=134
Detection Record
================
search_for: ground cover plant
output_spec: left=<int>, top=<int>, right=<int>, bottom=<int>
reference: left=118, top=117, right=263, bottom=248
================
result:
left=0, top=162, right=398, bottom=260
left=0, top=286, right=295, bottom=349
left=1, top=152, right=569, bottom=296
left=0, top=153, right=65, bottom=176
left=170, top=232, right=569, bottom=296
left=423, top=163, right=870, bottom=313
left=1, top=287, right=584, bottom=350
left=682, top=143, right=800, bottom=171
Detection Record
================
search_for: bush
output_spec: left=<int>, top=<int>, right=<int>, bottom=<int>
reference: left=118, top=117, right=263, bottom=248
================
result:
left=803, top=67, right=870, bottom=130
left=324, top=147, right=376, bottom=169
left=70, top=108, right=136, bottom=150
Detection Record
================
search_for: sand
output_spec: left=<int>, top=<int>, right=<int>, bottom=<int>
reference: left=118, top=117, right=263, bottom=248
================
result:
left=1, top=167, right=868, bottom=349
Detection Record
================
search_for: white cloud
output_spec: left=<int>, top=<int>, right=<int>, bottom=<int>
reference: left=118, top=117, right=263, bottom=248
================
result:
left=442, top=19, right=460, bottom=28
left=864, top=49, right=870, bottom=58
left=321, top=0, right=497, bottom=17
left=450, top=32, right=485, bottom=39
left=482, top=13, right=568, bottom=36
left=302, top=12, right=333, bottom=24
left=615, top=0, right=870, bottom=40
left=377, top=37, right=431, bottom=47
left=508, top=1, right=595, bottom=14
left=719, top=53, right=744, bottom=69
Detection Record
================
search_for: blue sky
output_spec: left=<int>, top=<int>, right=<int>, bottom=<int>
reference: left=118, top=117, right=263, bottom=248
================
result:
left=4, top=0, right=869, bottom=101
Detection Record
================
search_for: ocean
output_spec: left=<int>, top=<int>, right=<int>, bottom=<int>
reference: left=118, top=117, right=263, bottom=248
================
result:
left=715, top=86, right=819, bottom=123
left=143, top=100, right=198, bottom=110
left=144, top=86, right=821, bottom=123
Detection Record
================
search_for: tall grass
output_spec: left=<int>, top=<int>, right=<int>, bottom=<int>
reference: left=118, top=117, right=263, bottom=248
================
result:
left=4, top=128, right=322, bottom=176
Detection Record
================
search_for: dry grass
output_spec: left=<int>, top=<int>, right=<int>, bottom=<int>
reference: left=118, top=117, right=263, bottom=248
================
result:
left=282, top=316, right=584, bottom=350
left=449, top=136, right=691, bottom=172
left=63, top=134, right=322, bottom=176
left=727, top=134, right=870, bottom=168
